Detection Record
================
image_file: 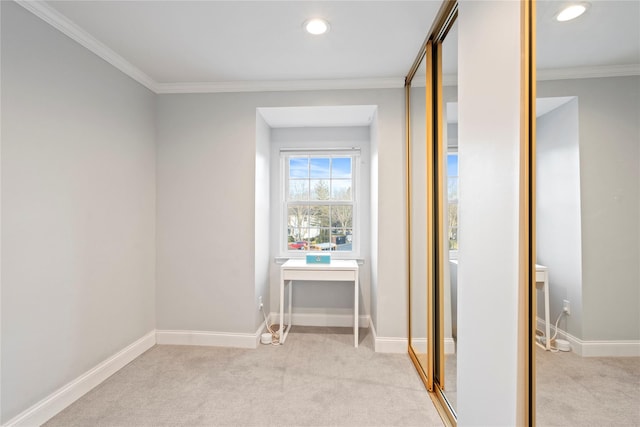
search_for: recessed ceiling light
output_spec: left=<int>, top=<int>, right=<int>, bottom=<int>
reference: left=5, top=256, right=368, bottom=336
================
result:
left=556, top=3, right=589, bottom=22
left=304, top=18, right=330, bottom=35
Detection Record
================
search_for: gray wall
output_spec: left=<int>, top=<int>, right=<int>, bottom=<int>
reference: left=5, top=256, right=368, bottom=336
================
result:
left=156, top=89, right=407, bottom=338
left=538, top=76, right=640, bottom=341
left=536, top=98, right=584, bottom=339
left=1, top=2, right=156, bottom=422
left=369, top=110, right=380, bottom=330
left=254, top=114, right=271, bottom=329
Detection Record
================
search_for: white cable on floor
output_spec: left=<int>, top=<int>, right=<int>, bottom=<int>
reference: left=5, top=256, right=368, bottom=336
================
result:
left=536, top=311, right=567, bottom=352
left=547, top=311, right=566, bottom=353
left=261, top=306, right=280, bottom=345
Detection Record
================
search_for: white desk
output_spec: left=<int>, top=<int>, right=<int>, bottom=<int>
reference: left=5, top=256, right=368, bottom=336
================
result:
left=535, top=264, right=550, bottom=351
left=279, top=259, right=360, bottom=347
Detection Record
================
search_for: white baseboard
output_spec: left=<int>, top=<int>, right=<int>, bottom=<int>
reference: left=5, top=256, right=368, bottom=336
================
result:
left=536, top=317, right=640, bottom=357
left=445, top=338, right=456, bottom=355
left=254, top=318, right=268, bottom=347
left=269, top=312, right=370, bottom=328
left=4, top=330, right=156, bottom=427
left=579, top=340, right=640, bottom=357
left=411, top=338, right=427, bottom=354
left=156, top=328, right=260, bottom=349
left=370, top=318, right=407, bottom=354
left=398, top=337, right=456, bottom=355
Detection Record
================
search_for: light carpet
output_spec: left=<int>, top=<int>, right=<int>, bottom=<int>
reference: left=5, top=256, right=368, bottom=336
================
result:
left=536, top=347, right=640, bottom=426
left=45, top=326, right=444, bottom=427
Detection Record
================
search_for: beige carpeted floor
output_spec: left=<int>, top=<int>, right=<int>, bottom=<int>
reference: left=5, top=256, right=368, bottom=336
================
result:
left=45, top=327, right=444, bottom=427
left=536, top=346, right=640, bottom=426
left=43, top=328, right=640, bottom=427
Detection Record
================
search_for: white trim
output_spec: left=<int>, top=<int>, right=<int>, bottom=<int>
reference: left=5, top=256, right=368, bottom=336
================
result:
left=255, top=318, right=268, bottom=347
left=444, top=337, right=456, bottom=355
left=4, top=330, right=156, bottom=427
left=155, top=78, right=404, bottom=94
left=537, top=64, right=640, bottom=81
left=156, top=329, right=260, bottom=349
left=445, top=64, right=640, bottom=86
left=579, top=340, right=640, bottom=357
left=536, top=317, right=640, bottom=357
left=370, top=318, right=407, bottom=354
left=411, top=338, right=427, bottom=354
left=16, top=0, right=158, bottom=92
left=269, top=312, right=370, bottom=328
left=404, top=338, right=456, bottom=355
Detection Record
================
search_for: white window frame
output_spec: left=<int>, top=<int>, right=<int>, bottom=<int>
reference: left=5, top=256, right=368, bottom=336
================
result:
left=279, top=148, right=360, bottom=258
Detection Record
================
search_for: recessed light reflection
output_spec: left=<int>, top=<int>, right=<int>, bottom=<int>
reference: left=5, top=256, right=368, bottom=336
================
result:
left=556, top=3, right=588, bottom=22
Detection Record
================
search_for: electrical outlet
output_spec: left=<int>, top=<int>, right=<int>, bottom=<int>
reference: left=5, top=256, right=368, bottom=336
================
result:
left=563, top=299, right=571, bottom=315
left=258, top=296, right=263, bottom=311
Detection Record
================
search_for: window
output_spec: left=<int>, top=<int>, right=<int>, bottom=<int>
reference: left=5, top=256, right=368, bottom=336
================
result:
left=447, top=152, right=458, bottom=252
left=283, top=152, right=357, bottom=254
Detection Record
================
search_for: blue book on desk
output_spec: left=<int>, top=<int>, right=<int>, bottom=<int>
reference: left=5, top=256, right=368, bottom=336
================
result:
left=306, top=253, right=331, bottom=264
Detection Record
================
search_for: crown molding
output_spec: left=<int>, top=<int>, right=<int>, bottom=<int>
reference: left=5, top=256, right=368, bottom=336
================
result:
left=155, top=77, right=405, bottom=94
left=537, top=64, right=640, bottom=81
left=16, top=0, right=159, bottom=92
left=440, top=64, right=640, bottom=87
left=17, top=1, right=639, bottom=95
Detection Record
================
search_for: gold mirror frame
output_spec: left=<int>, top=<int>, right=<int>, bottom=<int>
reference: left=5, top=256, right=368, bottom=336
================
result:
left=521, top=0, right=536, bottom=425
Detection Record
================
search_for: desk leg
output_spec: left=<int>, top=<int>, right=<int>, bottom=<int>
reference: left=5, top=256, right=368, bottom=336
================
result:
left=354, top=274, right=359, bottom=348
left=288, top=279, right=292, bottom=331
left=279, top=271, right=285, bottom=345
left=278, top=278, right=293, bottom=345
left=544, top=276, right=551, bottom=351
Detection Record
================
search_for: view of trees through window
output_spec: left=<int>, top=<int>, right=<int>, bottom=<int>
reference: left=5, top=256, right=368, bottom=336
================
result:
left=286, top=155, right=354, bottom=252
left=448, top=153, right=458, bottom=250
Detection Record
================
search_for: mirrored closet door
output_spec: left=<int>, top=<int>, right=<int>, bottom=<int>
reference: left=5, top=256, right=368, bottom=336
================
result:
left=533, top=1, right=640, bottom=425
left=405, top=1, right=458, bottom=424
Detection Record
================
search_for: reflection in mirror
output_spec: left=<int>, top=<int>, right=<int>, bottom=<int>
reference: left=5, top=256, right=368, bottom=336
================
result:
left=408, top=53, right=429, bottom=379
left=535, top=1, right=640, bottom=425
left=439, top=17, right=458, bottom=416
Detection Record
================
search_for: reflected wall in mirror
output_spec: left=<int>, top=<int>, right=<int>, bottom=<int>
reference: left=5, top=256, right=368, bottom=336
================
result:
left=408, top=52, right=430, bottom=384
left=534, top=1, right=640, bottom=425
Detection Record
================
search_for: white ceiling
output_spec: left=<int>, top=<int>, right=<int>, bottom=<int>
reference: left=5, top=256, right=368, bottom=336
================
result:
left=19, top=1, right=640, bottom=93
left=43, top=0, right=442, bottom=90
left=536, top=0, right=640, bottom=71
left=438, top=1, right=639, bottom=80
